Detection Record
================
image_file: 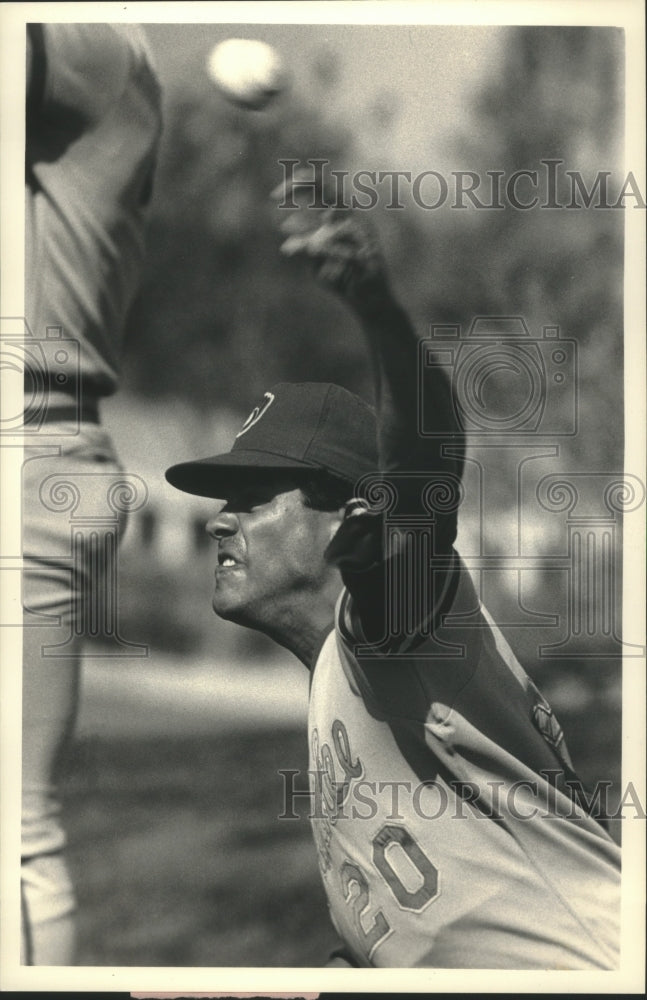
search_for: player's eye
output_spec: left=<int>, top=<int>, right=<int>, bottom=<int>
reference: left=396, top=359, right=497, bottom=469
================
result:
left=222, top=489, right=268, bottom=512
left=222, top=475, right=298, bottom=512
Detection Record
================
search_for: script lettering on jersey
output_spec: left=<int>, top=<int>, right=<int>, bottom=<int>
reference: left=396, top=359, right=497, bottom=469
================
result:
left=310, top=718, right=363, bottom=872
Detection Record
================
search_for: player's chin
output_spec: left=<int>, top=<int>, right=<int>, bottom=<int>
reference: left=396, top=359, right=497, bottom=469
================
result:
left=211, top=579, right=247, bottom=622
left=212, top=594, right=241, bottom=622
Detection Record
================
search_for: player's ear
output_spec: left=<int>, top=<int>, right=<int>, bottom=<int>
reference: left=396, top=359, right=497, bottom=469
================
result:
left=327, top=506, right=346, bottom=542
left=325, top=508, right=382, bottom=572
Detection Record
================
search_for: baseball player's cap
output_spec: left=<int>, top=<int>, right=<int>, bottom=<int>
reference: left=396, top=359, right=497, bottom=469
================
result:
left=165, top=382, right=378, bottom=498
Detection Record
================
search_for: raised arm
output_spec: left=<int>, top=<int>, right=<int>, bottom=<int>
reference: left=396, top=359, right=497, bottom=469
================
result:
left=278, top=206, right=464, bottom=484
left=274, top=180, right=466, bottom=643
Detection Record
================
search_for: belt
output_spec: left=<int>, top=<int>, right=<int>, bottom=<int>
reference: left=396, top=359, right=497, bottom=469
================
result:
left=23, top=400, right=100, bottom=424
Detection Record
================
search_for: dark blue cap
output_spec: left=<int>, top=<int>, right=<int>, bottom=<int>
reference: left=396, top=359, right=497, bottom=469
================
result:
left=165, top=382, right=378, bottom=499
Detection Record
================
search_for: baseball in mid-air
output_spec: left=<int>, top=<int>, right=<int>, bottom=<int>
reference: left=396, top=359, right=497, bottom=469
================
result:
left=207, top=38, right=288, bottom=110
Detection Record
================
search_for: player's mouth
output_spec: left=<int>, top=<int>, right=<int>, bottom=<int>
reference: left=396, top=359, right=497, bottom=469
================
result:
left=216, top=550, right=244, bottom=572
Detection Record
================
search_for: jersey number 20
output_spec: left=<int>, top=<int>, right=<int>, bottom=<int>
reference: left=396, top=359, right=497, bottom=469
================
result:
left=340, top=823, right=439, bottom=960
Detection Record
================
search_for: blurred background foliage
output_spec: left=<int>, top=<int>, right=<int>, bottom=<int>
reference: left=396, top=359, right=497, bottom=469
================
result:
left=124, top=25, right=624, bottom=471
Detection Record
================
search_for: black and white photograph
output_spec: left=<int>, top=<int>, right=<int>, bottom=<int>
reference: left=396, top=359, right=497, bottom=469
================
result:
left=0, top=0, right=645, bottom=993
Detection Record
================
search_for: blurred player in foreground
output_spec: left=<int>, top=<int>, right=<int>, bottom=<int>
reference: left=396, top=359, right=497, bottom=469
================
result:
left=22, top=24, right=161, bottom=964
left=166, top=181, right=620, bottom=968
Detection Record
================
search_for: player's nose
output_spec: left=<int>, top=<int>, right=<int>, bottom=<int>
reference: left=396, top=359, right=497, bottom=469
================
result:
left=206, top=509, right=239, bottom=540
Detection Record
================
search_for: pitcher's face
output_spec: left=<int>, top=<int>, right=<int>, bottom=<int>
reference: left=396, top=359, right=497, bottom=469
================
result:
left=205, top=478, right=342, bottom=631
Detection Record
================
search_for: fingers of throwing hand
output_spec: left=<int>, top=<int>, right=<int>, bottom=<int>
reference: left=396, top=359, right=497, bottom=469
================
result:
left=280, top=217, right=363, bottom=257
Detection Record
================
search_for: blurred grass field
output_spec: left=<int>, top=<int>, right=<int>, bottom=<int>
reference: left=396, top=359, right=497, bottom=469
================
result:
left=59, top=652, right=338, bottom=967
left=62, top=726, right=337, bottom=967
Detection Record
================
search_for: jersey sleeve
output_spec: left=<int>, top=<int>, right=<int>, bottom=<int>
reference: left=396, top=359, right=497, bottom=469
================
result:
left=25, top=23, right=162, bottom=395
left=333, top=554, right=602, bottom=807
left=324, top=295, right=465, bottom=644
left=327, top=497, right=461, bottom=647
left=28, top=23, right=153, bottom=128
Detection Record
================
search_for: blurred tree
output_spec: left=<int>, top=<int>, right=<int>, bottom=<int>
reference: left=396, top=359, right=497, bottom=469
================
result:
left=411, top=26, right=625, bottom=474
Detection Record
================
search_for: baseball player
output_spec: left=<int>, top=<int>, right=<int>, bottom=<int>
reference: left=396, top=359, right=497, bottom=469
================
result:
left=22, top=24, right=161, bottom=964
left=166, top=193, right=621, bottom=967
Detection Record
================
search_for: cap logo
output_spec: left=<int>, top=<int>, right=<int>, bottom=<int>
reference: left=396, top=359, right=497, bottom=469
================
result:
left=235, top=391, right=275, bottom=438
